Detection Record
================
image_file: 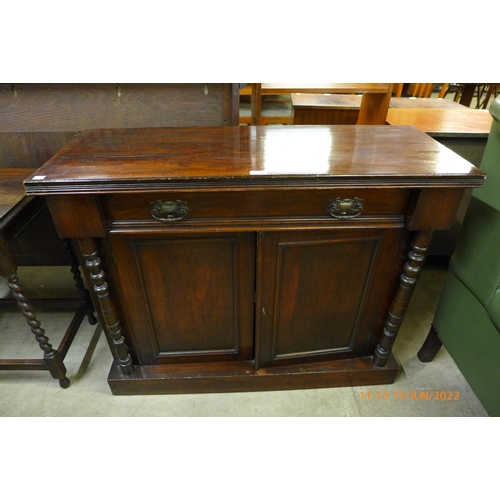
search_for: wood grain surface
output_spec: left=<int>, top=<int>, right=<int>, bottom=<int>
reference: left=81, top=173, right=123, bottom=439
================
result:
left=24, top=125, right=484, bottom=194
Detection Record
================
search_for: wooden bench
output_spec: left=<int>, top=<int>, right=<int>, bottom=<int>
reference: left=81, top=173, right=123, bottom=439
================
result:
left=244, top=83, right=392, bottom=126
left=291, top=93, right=362, bottom=124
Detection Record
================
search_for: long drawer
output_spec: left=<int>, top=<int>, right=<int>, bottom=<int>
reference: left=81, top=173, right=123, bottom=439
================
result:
left=100, top=188, right=411, bottom=222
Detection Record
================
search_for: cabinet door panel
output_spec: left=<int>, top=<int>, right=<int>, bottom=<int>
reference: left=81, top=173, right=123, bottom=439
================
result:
left=109, top=232, right=255, bottom=365
left=256, top=228, right=404, bottom=368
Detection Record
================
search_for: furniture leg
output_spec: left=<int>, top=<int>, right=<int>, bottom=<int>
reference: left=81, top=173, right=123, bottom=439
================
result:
left=6, top=273, right=70, bottom=388
left=251, top=83, right=262, bottom=126
left=417, top=324, right=443, bottom=362
left=357, top=85, right=392, bottom=125
left=372, top=230, right=433, bottom=367
left=459, top=84, right=476, bottom=107
left=78, top=238, right=134, bottom=376
left=63, top=238, right=97, bottom=325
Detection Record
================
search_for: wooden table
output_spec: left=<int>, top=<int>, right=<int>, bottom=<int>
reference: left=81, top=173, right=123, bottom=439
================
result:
left=0, top=169, right=96, bottom=387
left=291, top=95, right=467, bottom=126
left=250, top=83, right=392, bottom=126
left=24, top=125, right=484, bottom=395
left=389, top=97, right=466, bottom=109
left=386, top=107, right=493, bottom=167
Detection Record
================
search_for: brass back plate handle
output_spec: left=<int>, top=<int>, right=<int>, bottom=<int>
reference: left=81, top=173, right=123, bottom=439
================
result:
left=327, top=197, right=363, bottom=219
left=151, top=200, right=189, bottom=222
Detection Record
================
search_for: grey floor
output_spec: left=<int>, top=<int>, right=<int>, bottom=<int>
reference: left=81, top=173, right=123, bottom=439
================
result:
left=0, top=258, right=488, bottom=417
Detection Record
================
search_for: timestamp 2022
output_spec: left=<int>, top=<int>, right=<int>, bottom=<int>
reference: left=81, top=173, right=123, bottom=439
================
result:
left=359, top=391, right=460, bottom=401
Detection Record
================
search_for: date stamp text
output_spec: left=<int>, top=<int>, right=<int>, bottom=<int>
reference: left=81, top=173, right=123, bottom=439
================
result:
left=359, top=391, right=460, bottom=401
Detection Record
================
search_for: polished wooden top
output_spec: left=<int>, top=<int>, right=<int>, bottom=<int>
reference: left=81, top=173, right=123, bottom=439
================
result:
left=0, top=168, right=37, bottom=219
left=389, top=98, right=466, bottom=109
left=24, top=126, right=484, bottom=195
left=386, top=108, right=493, bottom=137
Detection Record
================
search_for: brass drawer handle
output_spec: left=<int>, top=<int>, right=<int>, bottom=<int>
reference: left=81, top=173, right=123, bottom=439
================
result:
left=151, top=200, right=189, bottom=222
left=327, top=197, right=363, bottom=219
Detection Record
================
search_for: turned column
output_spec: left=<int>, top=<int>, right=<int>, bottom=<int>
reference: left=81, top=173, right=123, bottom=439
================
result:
left=78, top=238, right=134, bottom=375
left=373, top=230, right=433, bottom=367
left=63, top=238, right=97, bottom=326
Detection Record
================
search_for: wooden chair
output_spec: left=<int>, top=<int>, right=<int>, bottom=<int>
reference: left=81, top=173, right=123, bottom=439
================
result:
left=394, top=83, right=447, bottom=99
left=441, top=83, right=499, bottom=108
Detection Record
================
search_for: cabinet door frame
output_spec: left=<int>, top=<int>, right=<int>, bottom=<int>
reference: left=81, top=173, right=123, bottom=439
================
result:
left=255, top=226, right=405, bottom=369
left=108, top=230, right=256, bottom=365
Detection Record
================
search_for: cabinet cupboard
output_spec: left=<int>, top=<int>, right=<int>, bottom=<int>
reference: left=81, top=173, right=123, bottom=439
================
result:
left=24, top=125, right=484, bottom=395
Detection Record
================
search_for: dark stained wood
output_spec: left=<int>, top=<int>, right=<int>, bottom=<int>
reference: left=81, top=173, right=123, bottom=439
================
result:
left=407, top=188, right=468, bottom=231
left=255, top=228, right=405, bottom=368
left=23, top=125, right=485, bottom=394
left=24, top=126, right=484, bottom=194
left=108, top=231, right=256, bottom=365
left=78, top=238, right=134, bottom=375
left=0, top=132, right=79, bottom=170
left=108, top=355, right=400, bottom=395
left=101, top=188, right=411, bottom=222
left=373, top=231, right=433, bottom=367
left=45, top=195, right=106, bottom=238
left=0, top=169, right=36, bottom=219
left=418, top=324, right=443, bottom=362
left=1, top=84, right=239, bottom=267
left=6, top=200, right=70, bottom=266
left=0, top=169, right=95, bottom=387
left=0, top=83, right=238, bottom=132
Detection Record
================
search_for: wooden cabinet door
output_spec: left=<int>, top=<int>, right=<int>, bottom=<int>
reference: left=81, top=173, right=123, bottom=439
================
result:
left=109, top=231, right=256, bottom=365
left=255, top=228, right=404, bottom=368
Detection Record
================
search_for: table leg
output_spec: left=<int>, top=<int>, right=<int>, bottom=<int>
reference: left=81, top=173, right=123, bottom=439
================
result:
left=6, top=273, right=70, bottom=388
left=251, top=83, right=262, bottom=126
left=372, top=230, right=432, bottom=367
left=357, top=86, right=392, bottom=125
left=78, top=238, right=134, bottom=376
left=63, top=238, right=97, bottom=325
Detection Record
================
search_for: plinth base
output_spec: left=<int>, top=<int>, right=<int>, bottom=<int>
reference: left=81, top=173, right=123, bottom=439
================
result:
left=108, top=355, right=400, bottom=395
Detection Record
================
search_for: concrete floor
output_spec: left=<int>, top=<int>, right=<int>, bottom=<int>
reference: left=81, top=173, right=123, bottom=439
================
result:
left=0, top=258, right=488, bottom=417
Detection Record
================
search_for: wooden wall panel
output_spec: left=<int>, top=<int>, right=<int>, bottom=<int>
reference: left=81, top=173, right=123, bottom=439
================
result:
left=0, top=83, right=238, bottom=132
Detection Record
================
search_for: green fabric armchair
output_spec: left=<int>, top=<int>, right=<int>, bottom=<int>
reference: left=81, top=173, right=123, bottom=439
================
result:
left=418, top=96, right=500, bottom=416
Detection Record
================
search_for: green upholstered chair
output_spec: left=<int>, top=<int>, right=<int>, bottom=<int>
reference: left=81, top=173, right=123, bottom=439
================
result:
left=418, top=96, right=500, bottom=416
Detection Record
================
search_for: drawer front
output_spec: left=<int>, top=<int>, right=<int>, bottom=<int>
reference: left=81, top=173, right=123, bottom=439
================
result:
left=101, top=188, right=411, bottom=222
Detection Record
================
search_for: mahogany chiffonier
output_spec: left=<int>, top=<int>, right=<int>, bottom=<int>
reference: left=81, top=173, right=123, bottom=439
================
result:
left=23, top=125, right=484, bottom=395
